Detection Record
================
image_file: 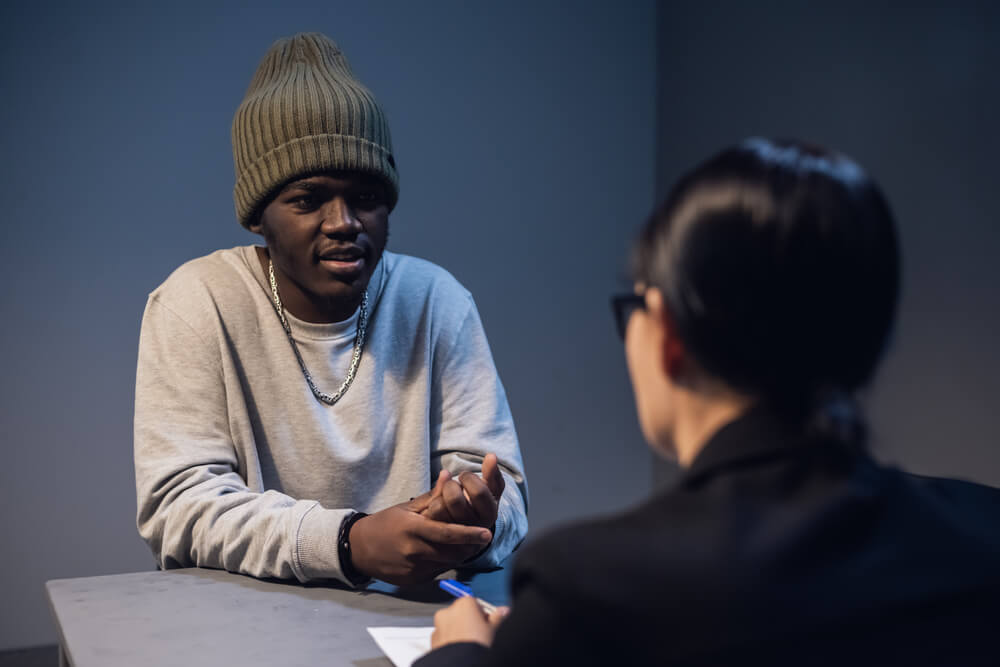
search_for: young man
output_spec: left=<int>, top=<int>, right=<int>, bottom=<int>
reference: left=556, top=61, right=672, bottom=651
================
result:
left=133, top=32, right=528, bottom=587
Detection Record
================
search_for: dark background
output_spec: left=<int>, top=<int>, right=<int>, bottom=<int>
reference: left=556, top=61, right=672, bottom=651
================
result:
left=1, top=0, right=998, bottom=656
left=653, top=0, right=1000, bottom=487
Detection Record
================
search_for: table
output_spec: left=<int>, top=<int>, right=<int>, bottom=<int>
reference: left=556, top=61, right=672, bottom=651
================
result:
left=46, top=567, right=510, bottom=667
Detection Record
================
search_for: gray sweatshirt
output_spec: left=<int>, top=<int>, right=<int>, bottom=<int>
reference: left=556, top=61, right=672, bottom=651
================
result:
left=134, top=246, right=528, bottom=585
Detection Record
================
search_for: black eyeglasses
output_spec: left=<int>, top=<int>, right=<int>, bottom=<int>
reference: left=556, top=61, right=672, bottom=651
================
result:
left=610, top=293, right=646, bottom=340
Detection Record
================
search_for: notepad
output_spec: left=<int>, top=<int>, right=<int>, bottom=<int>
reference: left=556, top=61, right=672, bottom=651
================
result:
left=367, top=626, right=434, bottom=667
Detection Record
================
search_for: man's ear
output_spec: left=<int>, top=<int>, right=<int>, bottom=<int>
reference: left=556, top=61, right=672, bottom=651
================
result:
left=646, top=288, right=685, bottom=380
left=247, top=213, right=263, bottom=234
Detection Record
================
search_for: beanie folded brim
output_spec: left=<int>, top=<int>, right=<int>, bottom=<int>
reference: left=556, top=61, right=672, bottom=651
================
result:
left=234, top=133, right=399, bottom=228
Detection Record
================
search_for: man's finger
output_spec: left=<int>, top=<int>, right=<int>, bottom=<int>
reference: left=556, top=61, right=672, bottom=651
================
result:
left=442, top=478, right=476, bottom=524
left=422, top=493, right=457, bottom=523
left=416, top=470, right=453, bottom=516
left=482, top=453, right=505, bottom=500
left=407, top=489, right=435, bottom=513
left=415, top=516, right=492, bottom=546
left=458, top=472, right=498, bottom=524
left=432, top=469, right=451, bottom=499
left=412, top=542, right=481, bottom=565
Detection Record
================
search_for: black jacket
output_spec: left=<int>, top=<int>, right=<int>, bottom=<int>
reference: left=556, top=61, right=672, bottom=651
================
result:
left=416, top=408, right=1000, bottom=666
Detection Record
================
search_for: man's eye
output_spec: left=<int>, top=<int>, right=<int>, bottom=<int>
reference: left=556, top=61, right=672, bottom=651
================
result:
left=353, top=191, right=381, bottom=208
left=290, top=195, right=317, bottom=210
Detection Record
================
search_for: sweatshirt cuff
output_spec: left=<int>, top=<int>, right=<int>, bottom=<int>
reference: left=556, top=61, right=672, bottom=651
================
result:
left=294, top=504, right=359, bottom=586
left=462, top=503, right=508, bottom=570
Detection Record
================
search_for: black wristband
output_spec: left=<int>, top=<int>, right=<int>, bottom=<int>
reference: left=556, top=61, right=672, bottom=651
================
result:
left=337, top=511, right=371, bottom=587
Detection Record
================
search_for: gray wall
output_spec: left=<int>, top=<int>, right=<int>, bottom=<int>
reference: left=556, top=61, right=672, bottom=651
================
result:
left=655, top=0, right=1000, bottom=487
left=0, top=0, right=656, bottom=650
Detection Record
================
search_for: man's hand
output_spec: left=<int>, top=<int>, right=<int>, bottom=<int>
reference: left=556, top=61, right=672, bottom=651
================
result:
left=421, top=453, right=505, bottom=530
left=431, top=596, right=509, bottom=649
left=348, top=498, right=493, bottom=586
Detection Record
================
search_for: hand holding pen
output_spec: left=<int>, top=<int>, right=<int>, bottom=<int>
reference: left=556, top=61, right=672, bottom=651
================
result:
left=439, top=579, right=497, bottom=614
left=431, top=579, right=509, bottom=649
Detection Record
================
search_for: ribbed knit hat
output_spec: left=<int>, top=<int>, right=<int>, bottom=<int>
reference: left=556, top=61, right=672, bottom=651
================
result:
left=232, top=33, right=398, bottom=228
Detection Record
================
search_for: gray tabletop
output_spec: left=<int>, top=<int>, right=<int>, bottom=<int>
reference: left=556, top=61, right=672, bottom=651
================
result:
left=46, top=567, right=510, bottom=667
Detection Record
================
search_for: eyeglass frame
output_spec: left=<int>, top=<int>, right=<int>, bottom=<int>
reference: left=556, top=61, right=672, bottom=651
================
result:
left=610, top=292, right=646, bottom=340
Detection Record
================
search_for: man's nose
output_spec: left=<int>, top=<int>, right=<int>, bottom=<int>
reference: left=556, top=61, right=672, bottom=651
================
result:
left=320, top=197, right=362, bottom=234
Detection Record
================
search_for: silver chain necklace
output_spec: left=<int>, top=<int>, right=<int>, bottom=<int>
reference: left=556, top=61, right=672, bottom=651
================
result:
left=268, top=260, right=368, bottom=406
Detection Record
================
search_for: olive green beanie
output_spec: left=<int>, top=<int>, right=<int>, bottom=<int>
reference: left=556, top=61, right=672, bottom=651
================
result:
left=232, top=32, right=399, bottom=228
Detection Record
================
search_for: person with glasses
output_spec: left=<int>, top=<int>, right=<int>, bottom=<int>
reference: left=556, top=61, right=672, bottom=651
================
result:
left=415, top=138, right=1000, bottom=666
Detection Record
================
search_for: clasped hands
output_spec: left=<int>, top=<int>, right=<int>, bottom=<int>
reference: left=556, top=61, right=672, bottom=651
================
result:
left=348, top=453, right=505, bottom=586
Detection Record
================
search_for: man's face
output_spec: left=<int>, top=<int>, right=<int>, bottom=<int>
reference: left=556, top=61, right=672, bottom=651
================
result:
left=251, top=171, right=389, bottom=323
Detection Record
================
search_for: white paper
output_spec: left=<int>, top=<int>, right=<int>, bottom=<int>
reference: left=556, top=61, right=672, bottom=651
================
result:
left=367, top=626, right=434, bottom=667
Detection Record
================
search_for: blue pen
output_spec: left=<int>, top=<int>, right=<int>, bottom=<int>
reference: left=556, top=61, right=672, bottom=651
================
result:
left=438, top=579, right=497, bottom=615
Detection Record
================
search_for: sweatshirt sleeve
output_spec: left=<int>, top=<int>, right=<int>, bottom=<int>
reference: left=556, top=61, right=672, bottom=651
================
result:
left=430, top=296, right=529, bottom=568
left=133, top=295, right=354, bottom=584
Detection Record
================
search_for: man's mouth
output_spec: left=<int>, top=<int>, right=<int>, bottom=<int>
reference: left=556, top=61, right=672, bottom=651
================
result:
left=317, top=246, right=367, bottom=276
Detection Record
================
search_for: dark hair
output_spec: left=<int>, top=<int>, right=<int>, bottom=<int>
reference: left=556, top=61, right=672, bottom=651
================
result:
left=632, top=138, right=900, bottom=439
